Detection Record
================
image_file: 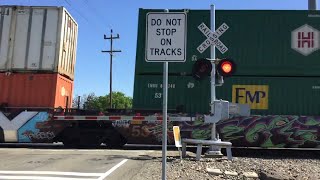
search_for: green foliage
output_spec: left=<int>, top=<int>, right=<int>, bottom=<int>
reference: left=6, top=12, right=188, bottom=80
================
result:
left=73, top=92, right=132, bottom=111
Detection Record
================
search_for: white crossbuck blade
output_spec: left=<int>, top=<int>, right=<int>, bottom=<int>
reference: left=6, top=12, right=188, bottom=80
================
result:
left=197, top=22, right=229, bottom=54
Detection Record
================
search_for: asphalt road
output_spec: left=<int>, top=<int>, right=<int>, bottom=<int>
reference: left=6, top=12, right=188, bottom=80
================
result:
left=0, top=144, right=160, bottom=180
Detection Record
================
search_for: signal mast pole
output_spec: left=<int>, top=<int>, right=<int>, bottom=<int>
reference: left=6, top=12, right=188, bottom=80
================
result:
left=210, top=4, right=216, bottom=135
left=102, top=29, right=121, bottom=109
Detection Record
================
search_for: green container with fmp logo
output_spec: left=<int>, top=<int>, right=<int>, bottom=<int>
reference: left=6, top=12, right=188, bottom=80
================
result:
left=133, top=75, right=320, bottom=116
left=216, top=76, right=320, bottom=115
left=135, top=9, right=320, bottom=76
left=134, top=9, right=320, bottom=115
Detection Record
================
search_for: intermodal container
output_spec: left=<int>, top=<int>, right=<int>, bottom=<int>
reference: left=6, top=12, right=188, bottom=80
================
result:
left=135, top=9, right=320, bottom=76
left=0, top=6, right=78, bottom=80
left=216, top=76, right=320, bottom=116
left=133, top=75, right=210, bottom=114
left=0, top=73, right=73, bottom=108
left=133, top=75, right=320, bottom=116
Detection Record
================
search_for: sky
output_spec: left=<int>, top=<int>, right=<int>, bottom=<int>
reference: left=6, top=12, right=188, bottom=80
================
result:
left=0, top=0, right=314, bottom=98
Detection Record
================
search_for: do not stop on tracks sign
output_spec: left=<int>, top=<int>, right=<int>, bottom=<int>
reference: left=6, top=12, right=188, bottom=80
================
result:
left=145, top=11, right=187, bottom=180
left=145, top=12, right=187, bottom=62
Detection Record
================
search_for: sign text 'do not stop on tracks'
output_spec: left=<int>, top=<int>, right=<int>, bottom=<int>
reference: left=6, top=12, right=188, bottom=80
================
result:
left=145, top=12, right=187, bottom=62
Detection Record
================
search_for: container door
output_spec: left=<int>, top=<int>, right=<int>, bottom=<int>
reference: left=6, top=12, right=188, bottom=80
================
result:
left=0, top=7, right=13, bottom=71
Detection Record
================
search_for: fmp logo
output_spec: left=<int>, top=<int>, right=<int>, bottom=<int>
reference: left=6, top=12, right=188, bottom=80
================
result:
left=232, top=85, right=269, bottom=110
left=291, top=24, right=319, bottom=56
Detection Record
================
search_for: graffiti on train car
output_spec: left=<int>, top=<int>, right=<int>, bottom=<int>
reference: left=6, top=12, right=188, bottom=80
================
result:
left=0, top=111, right=64, bottom=143
left=114, top=115, right=320, bottom=148
left=217, top=115, right=320, bottom=148
left=115, top=120, right=175, bottom=144
left=0, top=110, right=319, bottom=148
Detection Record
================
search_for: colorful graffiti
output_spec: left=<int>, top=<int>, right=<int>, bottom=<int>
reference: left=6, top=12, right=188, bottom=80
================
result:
left=217, top=115, right=320, bottom=148
left=18, top=112, right=55, bottom=142
left=114, top=120, right=176, bottom=144
left=114, top=115, right=320, bottom=148
left=0, top=111, right=38, bottom=142
left=0, top=111, right=64, bottom=143
left=1, top=110, right=320, bottom=148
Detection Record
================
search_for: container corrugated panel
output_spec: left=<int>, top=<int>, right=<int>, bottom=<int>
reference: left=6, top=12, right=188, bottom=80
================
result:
left=216, top=76, right=320, bottom=115
left=0, top=73, right=73, bottom=108
left=133, top=75, right=210, bottom=114
left=0, top=6, right=78, bottom=80
left=133, top=75, right=320, bottom=115
left=135, top=9, right=320, bottom=76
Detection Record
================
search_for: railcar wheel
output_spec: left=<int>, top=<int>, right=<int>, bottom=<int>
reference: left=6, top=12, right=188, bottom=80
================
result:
left=105, top=133, right=127, bottom=149
left=79, top=135, right=102, bottom=148
left=62, top=138, right=79, bottom=148
left=62, top=135, right=101, bottom=148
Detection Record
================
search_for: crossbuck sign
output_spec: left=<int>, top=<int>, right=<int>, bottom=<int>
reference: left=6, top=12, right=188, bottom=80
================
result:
left=197, top=22, right=229, bottom=54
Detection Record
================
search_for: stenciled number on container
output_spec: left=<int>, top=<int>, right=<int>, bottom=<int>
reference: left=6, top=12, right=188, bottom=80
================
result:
left=155, top=93, right=162, bottom=98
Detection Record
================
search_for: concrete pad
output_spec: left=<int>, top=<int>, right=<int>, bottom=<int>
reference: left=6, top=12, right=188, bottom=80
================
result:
left=206, top=168, right=222, bottom=175
left=225, top=171, right=238, bottom=176
left=243, top=172, right=259, bottom=178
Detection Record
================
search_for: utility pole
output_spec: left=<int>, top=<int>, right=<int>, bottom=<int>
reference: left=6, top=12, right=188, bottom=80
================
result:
left=102, top=29, right=121, bottom=109
left=308, top=0, right=317, bottom=10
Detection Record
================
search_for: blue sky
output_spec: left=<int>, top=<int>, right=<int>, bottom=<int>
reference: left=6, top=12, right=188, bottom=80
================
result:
left=0, top=0, right=313, bottom=98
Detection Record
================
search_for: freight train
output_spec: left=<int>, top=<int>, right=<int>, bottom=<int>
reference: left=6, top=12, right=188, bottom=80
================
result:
left=0, top=6, right=320, bottom=149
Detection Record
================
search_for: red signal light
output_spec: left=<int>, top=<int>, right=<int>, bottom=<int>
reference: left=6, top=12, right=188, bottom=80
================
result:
left=192, top=58, right=212, bottom=80
left=192, top=58, right=236, bottom=80
left=221, top=61, right=232, bottom=73
left=217, top=59, right=236, bottom=77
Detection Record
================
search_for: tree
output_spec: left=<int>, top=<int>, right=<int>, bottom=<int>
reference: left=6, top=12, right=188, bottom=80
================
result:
left=72, top=93, right=97, bottom=109
left=107, top=92, right=132, bottom=109
left=73, top=92, right=132, bottom=111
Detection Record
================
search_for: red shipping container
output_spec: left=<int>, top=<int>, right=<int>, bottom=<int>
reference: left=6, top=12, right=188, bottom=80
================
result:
left=0, top=73, right=73, bottom=108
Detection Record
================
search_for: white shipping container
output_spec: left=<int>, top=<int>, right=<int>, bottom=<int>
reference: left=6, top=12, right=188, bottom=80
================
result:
left=0, top=6, right=78, bottom=80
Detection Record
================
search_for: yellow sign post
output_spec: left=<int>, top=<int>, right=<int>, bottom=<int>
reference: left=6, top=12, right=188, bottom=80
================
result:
left=173, top=126, right=182, bottom=160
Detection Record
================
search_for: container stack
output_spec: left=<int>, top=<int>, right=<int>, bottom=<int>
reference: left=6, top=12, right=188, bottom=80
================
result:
left=133, top=9, right=211, bottom=114
left=0, top=6, right=78, bottom=109
left=133, top=9, right=320, bottom=115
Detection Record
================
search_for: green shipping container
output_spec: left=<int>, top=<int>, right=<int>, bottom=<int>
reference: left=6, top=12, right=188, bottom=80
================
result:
left=133, top=75, right=210, bottom=114
left=216, top=76, right=320, bottom=115
left=135, top=9, right=320, bottom=76
left=133, top=75, right=320, bottom=116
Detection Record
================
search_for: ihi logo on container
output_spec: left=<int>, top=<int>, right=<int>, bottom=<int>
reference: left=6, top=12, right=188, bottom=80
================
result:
left=291, top=24, right=319, bottom=56
left=232, top=85, right=269, bottom=110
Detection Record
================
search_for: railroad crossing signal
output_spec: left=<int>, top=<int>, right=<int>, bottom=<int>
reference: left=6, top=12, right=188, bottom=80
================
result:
left=192, top=58, right=236, bottom=81
left=197, top=22, right=229, bottom=54
left=216, top=59, right=236, bottom=77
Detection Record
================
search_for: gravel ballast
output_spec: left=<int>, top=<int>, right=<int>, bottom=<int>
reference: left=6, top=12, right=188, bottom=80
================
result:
left=131, top=149, right=320, bottom=180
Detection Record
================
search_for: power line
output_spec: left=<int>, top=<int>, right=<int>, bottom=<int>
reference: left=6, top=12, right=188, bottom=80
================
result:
left=58, top=0, right=108, bottom=33
left=80, top=0, right=113, bottom=30
left=59, top=0, right=89, bottom=23
left=64, top=0, right=71, bottom=6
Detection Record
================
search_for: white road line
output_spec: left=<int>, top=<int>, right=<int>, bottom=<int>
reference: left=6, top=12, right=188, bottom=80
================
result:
left=31, top=149, right=107, bottom=152
left=0, top=171, right=104, bottom=177
left=98, top=159, right=128, bottom=180
left=0, top=176, right=96, bottom=180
